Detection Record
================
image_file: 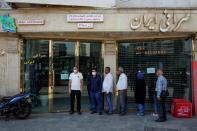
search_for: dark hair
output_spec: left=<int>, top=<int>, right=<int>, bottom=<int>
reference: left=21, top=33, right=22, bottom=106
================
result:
left=157, top=68, right=163, bottom=72
left=105, top=67, right=110, bottom=71
left=92, top=68, right=97, bottom=71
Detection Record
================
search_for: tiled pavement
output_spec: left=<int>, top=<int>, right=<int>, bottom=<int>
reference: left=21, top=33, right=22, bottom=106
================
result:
left=0, top=112, right=196, bottom=131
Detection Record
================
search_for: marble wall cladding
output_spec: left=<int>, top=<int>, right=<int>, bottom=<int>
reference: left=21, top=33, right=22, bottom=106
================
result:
left=0, top=37, right=19, bottom=97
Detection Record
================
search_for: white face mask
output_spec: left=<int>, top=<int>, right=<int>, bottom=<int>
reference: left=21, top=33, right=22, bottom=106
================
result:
left=92, top=72, right=96, bottom=76
left=73, top=69, right=77, bottom=73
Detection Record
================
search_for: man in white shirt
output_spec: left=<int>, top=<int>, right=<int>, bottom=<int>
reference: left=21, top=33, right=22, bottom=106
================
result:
left=69, top=66, right=83, bottom=115
left=117, top=67, right=128, bottom=116
left=102, top=67, right=114, bottom=114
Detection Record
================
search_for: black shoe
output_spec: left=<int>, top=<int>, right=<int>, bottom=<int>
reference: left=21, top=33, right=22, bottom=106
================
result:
left=107, top=112, right=113, bottom=115
left=155, top=118, right=167, bottom=122
left=99, top=112, right=103, bottom=115
left=120, top=112, right=126, bottom=116
left=78, top=111, right=82, bottom=115
left=91, top=111, right=97, bottom=114
left=69, top=111, right=74, bottom=115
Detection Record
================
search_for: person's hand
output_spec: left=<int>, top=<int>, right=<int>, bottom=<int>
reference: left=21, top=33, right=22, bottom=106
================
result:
left=69, top=89, right=71, bottom=94
left=80, top=88, right=83, bottom=93
left=157, top=96, right=161, bottom=100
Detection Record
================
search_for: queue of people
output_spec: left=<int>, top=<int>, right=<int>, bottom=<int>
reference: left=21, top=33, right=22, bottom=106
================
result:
left=68, top=66, right=168, bottom=122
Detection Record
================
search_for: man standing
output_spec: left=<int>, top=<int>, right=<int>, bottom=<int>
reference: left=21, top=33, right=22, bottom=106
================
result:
left=117, top=67, right=128, bottom=116
left=90, top=68, right=103, bottom=115
left=103, top=67, right=114, bottom=115
left=134, top=70, right=146, bottom=116
left=155, top=69, right=168, bottom=122
left=69, top=66, right=83, bottom=115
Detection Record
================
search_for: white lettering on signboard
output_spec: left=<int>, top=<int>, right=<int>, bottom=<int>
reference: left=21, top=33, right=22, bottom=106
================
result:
left=67, top=14, right=103, bottom=22
left=77, top=23, right=94, bottom=29
left=17, top=20, right=45, bottom=25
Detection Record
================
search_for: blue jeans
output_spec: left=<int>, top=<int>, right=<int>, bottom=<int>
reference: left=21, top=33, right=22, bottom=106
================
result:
left=137, top=104, right=145, bottom=115
left=106, top=92, right=113, bottom=113
left=90, top=92, right=103, bottom=113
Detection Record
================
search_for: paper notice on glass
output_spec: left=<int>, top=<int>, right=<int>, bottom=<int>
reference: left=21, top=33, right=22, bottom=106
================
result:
left=61, top=74, right=69, bottom=80
left=147, top=68, right=155, bottom=74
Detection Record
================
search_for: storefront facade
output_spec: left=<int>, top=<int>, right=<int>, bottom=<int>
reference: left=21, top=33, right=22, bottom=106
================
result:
left=0, top=6, right=197, bottom=113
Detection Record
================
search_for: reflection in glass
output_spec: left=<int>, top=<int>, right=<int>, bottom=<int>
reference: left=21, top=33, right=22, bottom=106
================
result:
left=23, top=40, right=49, bottom=112
left=79, top=42, right=103, bottom=110
left=52, top=41, right=76, bottom=112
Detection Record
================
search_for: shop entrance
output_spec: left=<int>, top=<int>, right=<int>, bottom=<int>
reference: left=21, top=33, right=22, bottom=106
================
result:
left=22, top=40, right=103, bottom=112
left=118, top=39, right=193, bottom=110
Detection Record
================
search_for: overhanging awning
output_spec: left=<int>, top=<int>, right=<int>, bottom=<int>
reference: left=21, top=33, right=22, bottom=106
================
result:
left=5, top=0, right=115, bottom=8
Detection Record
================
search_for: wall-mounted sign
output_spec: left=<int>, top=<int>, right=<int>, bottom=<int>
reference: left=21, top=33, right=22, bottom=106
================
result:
left=61, top=73, right=69, bottom=80
left=17, top=20, right=45, bottom=25
left=130, top=9, right=190, bottom=32
left=77, top=23, right=93, bottom=29
left=105, top=43, right=116, bottom=55
left=147, top=68, right=155, bottom=74
left=0, top=15, right=16, bottom=32
left=67, top=14, right=103, bottom=22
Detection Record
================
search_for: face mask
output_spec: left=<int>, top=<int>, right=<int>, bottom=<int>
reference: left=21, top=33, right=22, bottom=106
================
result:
left=92, top=72, right=96, bottom=76
left=73, top=69, right=77, bottom=73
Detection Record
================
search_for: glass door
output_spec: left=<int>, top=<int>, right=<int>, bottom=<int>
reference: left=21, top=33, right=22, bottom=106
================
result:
left=51, top=41, right=76, bottom=112
left=23, top=40, right=103, bottom=112
left=23, top=40, right=49, bottom=113
left=79, top=41, right=103, bottom=110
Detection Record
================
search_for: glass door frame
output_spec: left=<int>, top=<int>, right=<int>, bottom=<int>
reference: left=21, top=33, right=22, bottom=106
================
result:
left=20, top=39, right=104, bottom=112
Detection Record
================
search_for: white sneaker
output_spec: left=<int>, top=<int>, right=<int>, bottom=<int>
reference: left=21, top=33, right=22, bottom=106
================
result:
left=152, top=113, right=158, bottom=117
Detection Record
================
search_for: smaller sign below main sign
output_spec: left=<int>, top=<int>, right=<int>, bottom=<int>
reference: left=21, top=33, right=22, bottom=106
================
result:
left=67, top=14, right=103, bottom=22
left=77, top=23, right=93, bottom=29
left=17, top=19, right=45, bottom=25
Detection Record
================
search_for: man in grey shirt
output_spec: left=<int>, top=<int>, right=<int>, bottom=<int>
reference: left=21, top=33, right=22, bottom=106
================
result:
left=155, top=69, right=167, bottom=122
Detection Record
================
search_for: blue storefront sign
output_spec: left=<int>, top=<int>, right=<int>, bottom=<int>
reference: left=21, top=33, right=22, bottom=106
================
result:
left=0, top=15, right=16, bottom=32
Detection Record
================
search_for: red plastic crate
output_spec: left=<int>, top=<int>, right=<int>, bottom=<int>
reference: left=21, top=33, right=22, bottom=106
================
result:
left=172, top=99, right=187, bottom=103
left=171, top=99, right=192, bottom=118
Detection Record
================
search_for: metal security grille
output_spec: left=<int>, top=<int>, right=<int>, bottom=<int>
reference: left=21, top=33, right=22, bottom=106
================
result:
left=118, top=39, right=192, bottom=109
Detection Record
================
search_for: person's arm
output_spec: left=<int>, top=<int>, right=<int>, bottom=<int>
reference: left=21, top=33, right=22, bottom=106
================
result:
left=68, top=80, right=71, bottom=94
left=80, top=73, right=83, bottom=92
left=122, top=75, right=128, bottom=90
left=80, top=79, right=83, bottom=92
left=107, top=75, right=113, bottom=93
left=98, top=76, right=103, bottom=93
left=157, top=78, right=162, bottom=99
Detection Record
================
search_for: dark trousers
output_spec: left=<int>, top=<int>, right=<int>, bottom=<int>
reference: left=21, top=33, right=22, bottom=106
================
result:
left=70, top=90, right=81, bottom=112
left=118, top=90, right=127, bottom=114
left=157, top=96, right=167, bottom=120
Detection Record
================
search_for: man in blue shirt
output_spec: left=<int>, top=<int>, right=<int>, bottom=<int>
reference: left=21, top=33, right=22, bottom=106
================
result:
left=155, top=69, right=168, bottom=122
left=89, top=68, right=103, bottom=115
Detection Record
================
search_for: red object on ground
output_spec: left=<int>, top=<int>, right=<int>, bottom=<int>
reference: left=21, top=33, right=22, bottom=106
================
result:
left=171, top=99, right=192, bottom=118
left=172, top=99, right=187, bottom=103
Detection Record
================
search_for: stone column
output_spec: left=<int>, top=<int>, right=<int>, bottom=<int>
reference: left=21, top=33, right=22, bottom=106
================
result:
left=0, top=36, right=20, bottom=97
left=103, top=41, right=117, bottom=111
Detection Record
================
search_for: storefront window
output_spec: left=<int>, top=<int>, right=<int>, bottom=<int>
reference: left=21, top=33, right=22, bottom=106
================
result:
left=23, top=40, right=103, bottom=112
left=118, top=39, right=192, bottom=109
